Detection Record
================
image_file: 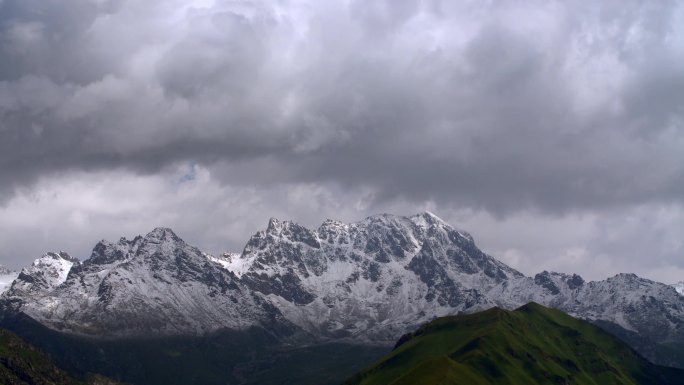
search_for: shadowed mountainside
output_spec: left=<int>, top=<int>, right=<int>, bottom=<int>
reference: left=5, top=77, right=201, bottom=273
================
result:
left=0, top=327, right=124, bottom=385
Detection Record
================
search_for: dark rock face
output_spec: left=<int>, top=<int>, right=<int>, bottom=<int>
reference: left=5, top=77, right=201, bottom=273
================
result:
left=89, top=238, right=140, bottom=265
left=447, top=249, right=480, bottom=274
left=408, top=248, right=460, bottom=306
left=241, top=271, right=316, bottom=305
left=15, top=271, right=37, bottom=285
left=407, top=250, right=487, bottom=308
left=567, top=274, right=585, bottom=290
left=535, top=272, right=561, bottom=295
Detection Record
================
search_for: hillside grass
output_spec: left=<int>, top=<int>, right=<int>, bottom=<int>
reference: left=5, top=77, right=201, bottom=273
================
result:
left=344, top=303, right=684, bottom=385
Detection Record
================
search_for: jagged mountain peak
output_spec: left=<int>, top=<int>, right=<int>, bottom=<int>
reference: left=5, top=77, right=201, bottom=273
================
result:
left=256, top=212, right=466, bottom=251
left=674, top=282, right=684, bottom=295
left=143, top=227, right=183, bottom=242
left=127, top=228, right=203, bottom=266
left=320, top=218, right=346, bottom=226
left=7, top=252, right=78, bottom=295
left=358, top=214, right=417, bottom=237
left=264, top=218, right=314, bottom=240
left=88, top=237, right=140, bottom=266
left=84, top=228, right=190, bottom=267
left=532, top=270, right=585, bottom=295
left=28, top=251, right=79, bottom=270
left=231, top=212, right=524, bottom=340
left=535, top=270, right=585, bottom=284
left=266, top=217, right=281, bottom=231
left=361, top=212, right=424, bottom=230
left=612, top=272, right=640, bottom=279
left=2, top=227, right=288, bottom=337
left=40, top=251, right=79, bottom=264
left=409, top=211, right=474, bottom=242
left=317, top=218, right=348, bottom=231
left=605, top=272, right=645, bottom=285
left=410, top=210, right=445, bottom=224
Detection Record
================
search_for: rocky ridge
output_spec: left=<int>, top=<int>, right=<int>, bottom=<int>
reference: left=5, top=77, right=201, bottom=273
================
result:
left=1, top=212, right=683, bottom=366
left=674, top=282, right=684, bottom=296
left=231, top=213, right=522, bottom=341
left=1, top=229, right=292, bottom=336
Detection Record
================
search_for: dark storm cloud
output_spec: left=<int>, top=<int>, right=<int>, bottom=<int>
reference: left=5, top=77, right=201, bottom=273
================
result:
left=1, top=0, right=683, bottom=215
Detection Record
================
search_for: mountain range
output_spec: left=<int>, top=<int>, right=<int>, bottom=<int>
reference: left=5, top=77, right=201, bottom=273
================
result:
left=1, top=212, right=683, bottom=380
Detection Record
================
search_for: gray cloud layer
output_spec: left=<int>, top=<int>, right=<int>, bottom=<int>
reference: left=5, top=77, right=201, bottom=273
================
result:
left=0, top=0, right=683, bottom=282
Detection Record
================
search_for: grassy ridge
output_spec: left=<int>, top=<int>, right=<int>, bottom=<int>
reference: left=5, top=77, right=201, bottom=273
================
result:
left=0, top=328, right=122, bottom=385
left=344, top=303, right=684, bottom=385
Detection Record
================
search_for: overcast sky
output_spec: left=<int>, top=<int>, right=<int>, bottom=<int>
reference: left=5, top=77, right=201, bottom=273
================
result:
left=0, top=0, right=683, bottom=283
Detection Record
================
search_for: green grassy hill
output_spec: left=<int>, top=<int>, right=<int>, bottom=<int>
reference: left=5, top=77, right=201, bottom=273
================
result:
left=344, top=303, right=684, bottom=385
left=0, top=328, right=122, bottom=385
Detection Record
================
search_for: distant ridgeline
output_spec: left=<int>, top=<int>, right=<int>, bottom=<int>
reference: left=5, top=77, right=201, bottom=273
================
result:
left=344, top=303, right=684, bottom=385
left=0, top=213, right=683, bottom=384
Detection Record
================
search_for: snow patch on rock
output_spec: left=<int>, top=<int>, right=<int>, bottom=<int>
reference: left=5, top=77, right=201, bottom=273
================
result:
left=674, top=282, right=684, bottom=296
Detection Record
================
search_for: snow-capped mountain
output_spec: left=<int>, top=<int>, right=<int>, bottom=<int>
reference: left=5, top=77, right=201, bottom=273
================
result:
left=228, top=212, right=684, bottom=347
left=674, top=282, right=684, bottom=296
left=1, top=212, right=683, bottom=365
left=492, top=271, right=684, bottom=344
left=1, top=228, right=292, bottom=336
left=235, top=212, right=521, bottom=340
left=7, top=252, right=78, bottom=296
left=0, top=265, right=18, bottom=295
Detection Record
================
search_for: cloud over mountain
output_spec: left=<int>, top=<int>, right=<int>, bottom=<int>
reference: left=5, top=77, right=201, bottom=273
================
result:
left=0, top=0, right=683, bottom=282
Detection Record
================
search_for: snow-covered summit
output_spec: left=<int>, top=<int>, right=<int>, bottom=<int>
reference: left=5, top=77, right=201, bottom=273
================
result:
left=8, top=252, right=78, bottom=295
left=232, top=213, right=520, bottom=340
left=1, top=228, right=292, bottom=337
left=674, top=282, right=684, bottom=296
left=228, top=213, right=684, bottom=348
